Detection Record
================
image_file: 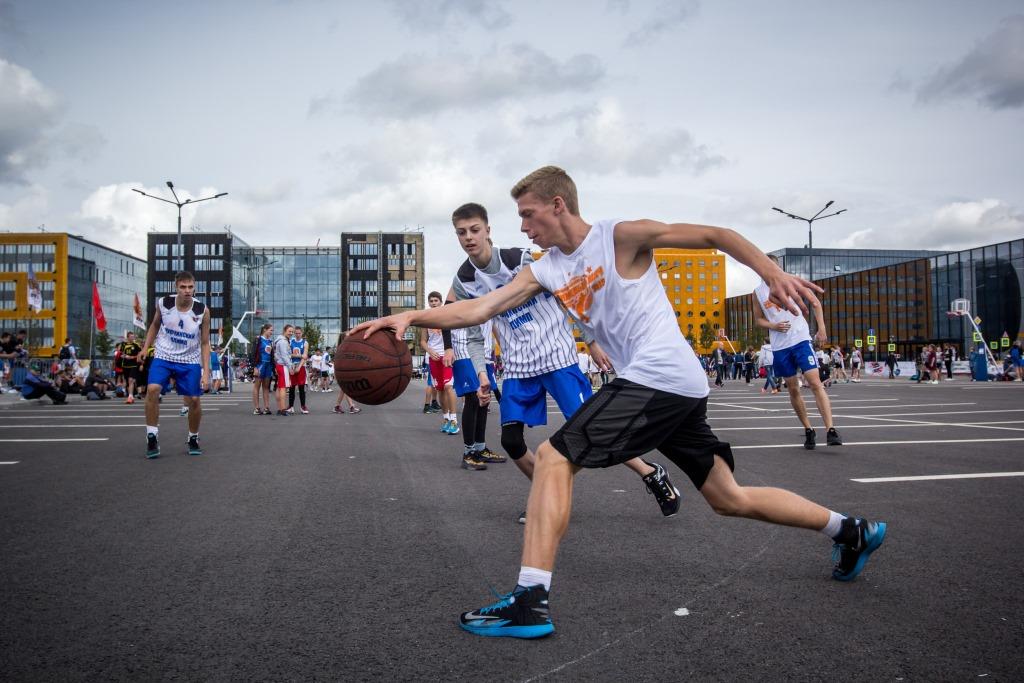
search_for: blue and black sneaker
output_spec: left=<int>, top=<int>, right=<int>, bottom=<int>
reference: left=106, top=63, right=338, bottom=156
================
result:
left=831, top=517, right=887, bottom=581
left=459, top=585, right=554, bottom=639
left=187, top=435, right=202, bottom=456
left=146, top=434, right=160, bottom=459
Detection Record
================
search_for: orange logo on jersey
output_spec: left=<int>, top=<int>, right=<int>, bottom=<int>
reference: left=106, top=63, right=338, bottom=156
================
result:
left=553, top=266, right=605, bottom=323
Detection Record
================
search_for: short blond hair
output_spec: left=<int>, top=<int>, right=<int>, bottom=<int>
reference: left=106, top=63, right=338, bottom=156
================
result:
left=510, top=166, right=580, bottom=216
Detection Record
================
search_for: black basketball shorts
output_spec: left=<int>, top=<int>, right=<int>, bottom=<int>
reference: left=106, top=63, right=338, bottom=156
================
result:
left=549, top=378, right=734, bottom=490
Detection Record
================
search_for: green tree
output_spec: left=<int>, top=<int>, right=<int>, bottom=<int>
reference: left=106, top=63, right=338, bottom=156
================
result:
left=95, top=329, right=113, bottom=357
left=698, top=322, right=717, bottom=353
left=302, top=318, right=324, bottom=352
left=684, top=331, right=697, bottom=349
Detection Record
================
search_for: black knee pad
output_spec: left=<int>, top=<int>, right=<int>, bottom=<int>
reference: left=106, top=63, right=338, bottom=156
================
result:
left=500, top=421, right=528, bottom=460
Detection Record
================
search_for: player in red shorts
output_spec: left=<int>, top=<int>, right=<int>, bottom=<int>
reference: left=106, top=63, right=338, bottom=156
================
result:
left=288, top=326, right=310, bottom=414
left=420, top=292, right=458, bottom=434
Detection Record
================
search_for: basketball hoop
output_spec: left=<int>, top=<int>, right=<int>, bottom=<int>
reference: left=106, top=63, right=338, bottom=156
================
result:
left=949, top=298, right=970, bottom=317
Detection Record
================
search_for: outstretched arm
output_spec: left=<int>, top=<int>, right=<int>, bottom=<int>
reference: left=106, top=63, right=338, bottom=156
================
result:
left=350, top=267, right=545, bottom=341
left=614, top=219, right=822, bottom=315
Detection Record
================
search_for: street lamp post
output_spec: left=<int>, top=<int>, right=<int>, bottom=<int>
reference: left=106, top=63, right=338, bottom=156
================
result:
left=133, top=181, right=228, bottom=263
left=771, top=201, right=847, bottom=283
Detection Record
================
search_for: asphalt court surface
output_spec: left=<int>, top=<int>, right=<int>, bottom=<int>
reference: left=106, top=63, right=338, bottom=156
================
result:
left=2, top=378, right=1022, bottom=680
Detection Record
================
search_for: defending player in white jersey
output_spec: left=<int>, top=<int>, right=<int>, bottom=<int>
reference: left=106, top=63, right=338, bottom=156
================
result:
left=420, top=293, right=459, bottom=434
left=352, top=167, right=885, bottom=639
left=138, top=271, right=211, bottom=458
left=442, top=202, right=682, bottom=522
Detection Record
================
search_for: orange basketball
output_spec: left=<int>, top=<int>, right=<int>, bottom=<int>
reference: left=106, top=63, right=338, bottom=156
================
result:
left=334, top=329, right=412, bottom=405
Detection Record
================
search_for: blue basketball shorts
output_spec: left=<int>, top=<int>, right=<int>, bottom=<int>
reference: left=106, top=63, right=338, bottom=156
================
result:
left=258, top=361, right=275, bottom=380
left=772, top=340, right=818, bottom=379
left=500, top=364, right=593, bottom=427
left=148, top=358, right=203, bottom=397
left=452, top=359, right=497, bottom=397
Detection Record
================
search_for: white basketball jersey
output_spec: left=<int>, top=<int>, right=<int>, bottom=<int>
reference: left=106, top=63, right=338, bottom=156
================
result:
left=754, top=280, right=811, bottom=351
left=425, top=327, right=444, bottom=355
left=528, top=219, right=709, bottom=399
left=153, top=295, right=206, bottom=365
left=452, top=247, right=577, bottom=378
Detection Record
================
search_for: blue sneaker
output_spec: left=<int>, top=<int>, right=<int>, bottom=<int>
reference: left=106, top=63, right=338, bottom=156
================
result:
left=447, top=421, right=460, bottom=435
left=459, top=585, right=553, bottom=638
left=832, top=517, right=886, bottom=581
left=440, top=419, right=450, bottom=433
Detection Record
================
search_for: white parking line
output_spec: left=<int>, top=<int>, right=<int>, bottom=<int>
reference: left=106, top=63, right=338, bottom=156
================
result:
left=853, top=472, right=1024, bottom=483
left=733, top=437, right=1024, bottom=449
left=0, top=424, right=144, bottom=428
left=0, top=413, right=208, bottom=419
left=0, top=438, right=109, bottom=442
left=0, top=461, right=18, bottom=464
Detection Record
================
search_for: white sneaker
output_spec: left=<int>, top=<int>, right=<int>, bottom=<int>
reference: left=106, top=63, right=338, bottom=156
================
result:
left=180, top=407, right=189, bottom=416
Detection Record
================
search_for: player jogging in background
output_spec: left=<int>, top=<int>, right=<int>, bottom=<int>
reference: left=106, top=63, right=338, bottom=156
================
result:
left=351, top=166, right=885, bottom=639
left=138, top=270, right=211, bottom=458
left=753, top=254, right=842, bottom=450
left=444, top=202, right=682, bottom=523
left=421, top=293, right=459, bottom=434
left=288, top=326, right=310, bottom=413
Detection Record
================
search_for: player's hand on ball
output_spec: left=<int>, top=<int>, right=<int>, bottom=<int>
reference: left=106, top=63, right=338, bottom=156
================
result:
left=349, top=313, right=411, bottom=341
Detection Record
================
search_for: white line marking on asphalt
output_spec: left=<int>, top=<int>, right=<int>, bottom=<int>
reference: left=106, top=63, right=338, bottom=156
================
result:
left=0, top=438, right=109, bottom=442
left=674, top=608, right=690, bottom=616
left=0, top=461, right=18, bottom=464
left=733, top=437, right=1024, bottom=449
left=708, top=402, right=772, bottom=412
left=0, top=412, right=214, bottom=418
left=835, top=408, right=1024, bottom=418
left=852, top=472, right=1024, bottom=483
left=0, top=424, right=143, bottom=428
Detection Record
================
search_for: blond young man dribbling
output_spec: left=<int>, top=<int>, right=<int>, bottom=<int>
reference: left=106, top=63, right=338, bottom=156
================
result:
left=351, top=166, right=886, bottom=639
left=138, top=271, right=211, bottom=458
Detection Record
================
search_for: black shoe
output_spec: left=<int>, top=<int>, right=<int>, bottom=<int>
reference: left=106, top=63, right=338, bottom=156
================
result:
left=423, top=405, right=431, bottom=414
left=517, top=510, right=526, bottom=525
left=827, top=428, right=843, bottom=446
left=187, top=435, right=202, bottom=456
left=459, top=585, right=553, bottom=638
left=641, top=461, right=681, bottom=517
left=461, top=454, right=487, bottom=470
left=832, top=517, right=887, bottom=581
left=276, top=410, right=289, bottom=416
left=146, top=434, right=160, bottom=459
left=804, top=428, right=817, bottom=450
left=476, top=447, right=506, bottom=463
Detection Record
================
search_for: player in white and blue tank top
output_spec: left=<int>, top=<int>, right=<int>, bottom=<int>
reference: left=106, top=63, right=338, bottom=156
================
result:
left=139, top=271, right=210, bottom=460
left=350, top=169, right=887, bottom=639
left=288, top=327, right=309, bottom=413
left=445, top=203, right=682, bottom=520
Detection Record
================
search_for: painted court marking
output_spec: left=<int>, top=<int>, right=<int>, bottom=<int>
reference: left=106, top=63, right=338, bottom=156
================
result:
left=853, top=472, right=1024, bottom=483
left=0, top=437, right=109, bottom=442
left=0, top=461, right=18, bottom=465
left=733, top=437, right=1024, bottom=449
left=0, top=424, right=145, bottom=429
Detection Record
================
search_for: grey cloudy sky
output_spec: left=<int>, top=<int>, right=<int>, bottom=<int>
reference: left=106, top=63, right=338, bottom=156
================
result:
left=1, top=0, right=1022, bottom=299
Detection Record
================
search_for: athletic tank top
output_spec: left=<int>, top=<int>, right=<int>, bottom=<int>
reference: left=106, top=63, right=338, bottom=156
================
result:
left=528, top=219, right=709, bottom=398
left=426, top=327, right=444, bottom=354
left=153, top=295, right=206, bottom=365
left=754, top=280, right=811, bottom=351
left=452, top=247, right=577, bottom=378
left=259, top=335, right=273, bottom=363
left=290, top=338, right=307, bottom=363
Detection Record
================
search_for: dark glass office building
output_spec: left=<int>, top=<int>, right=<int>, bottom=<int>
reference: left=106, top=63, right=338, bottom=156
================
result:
left=727, top=239, right=1024, bottom=358
left=768, top=247, right=944, bottom=282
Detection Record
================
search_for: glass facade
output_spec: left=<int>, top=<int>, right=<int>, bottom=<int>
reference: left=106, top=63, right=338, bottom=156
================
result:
left=68, top=237, right=147, bottom=341
left=727, top=239, right=1024, bottom=359
left=236, top=246, right=343, bottom=348
left=770, top=248, right=945, bottom=282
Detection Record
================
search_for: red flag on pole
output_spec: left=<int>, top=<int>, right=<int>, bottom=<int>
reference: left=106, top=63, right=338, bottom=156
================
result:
left=92, top=282, right=107, bottom=331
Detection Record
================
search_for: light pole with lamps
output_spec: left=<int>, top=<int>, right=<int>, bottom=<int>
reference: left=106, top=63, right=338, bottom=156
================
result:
left=132, top=181, right=228, bottom=263
left=771, top=201, right=847, bottom=283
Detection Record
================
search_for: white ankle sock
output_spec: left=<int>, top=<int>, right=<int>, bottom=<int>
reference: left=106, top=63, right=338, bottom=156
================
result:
left=822, top=510, right=846, bottom=539
left=518, top=566, right=551, bottom=591
left=146, top=426, right=158, bottom=437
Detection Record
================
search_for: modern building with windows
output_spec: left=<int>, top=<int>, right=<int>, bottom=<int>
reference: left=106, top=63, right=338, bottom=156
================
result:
left=146, top=231, right=245, bottom=345
left=767, top=247, right=944, bottom=282
left=1, top=232, right=147, bottom=356
left=655, top=248, right=725, bottom=353
left=726, top=239, right=1024, bottom=359
left=342, top=231, right=424, bottom=350
left=234, top=245, right=342, bottom=347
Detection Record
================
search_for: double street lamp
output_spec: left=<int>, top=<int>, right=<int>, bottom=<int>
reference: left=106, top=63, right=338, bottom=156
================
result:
left=133, top=181, right=228, bottom=258
left=771, top=201, right=847, bottom=282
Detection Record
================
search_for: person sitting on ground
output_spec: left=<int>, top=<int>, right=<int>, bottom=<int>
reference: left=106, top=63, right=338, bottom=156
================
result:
left=83, top=366, right=112, bottom=400
left=21, top=369, right=67, bottom=405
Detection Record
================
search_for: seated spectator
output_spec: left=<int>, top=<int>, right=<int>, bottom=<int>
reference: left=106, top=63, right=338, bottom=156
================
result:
left=83, top=366, right=112, bottom=400
left=21, top=369, right=67, bottom=405
left=56, top=367, right=84, bottom=394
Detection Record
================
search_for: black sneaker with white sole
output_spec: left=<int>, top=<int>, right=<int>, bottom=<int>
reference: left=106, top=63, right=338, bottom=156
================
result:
left=827, top=428, right=843, bottom=446
left=146, top=434, right=160, bottom=459
left=641, top=461, right=681, bottom=517
left=187, top=435, right=202, bottom=456
left=804, top=428, right=817, bottom=450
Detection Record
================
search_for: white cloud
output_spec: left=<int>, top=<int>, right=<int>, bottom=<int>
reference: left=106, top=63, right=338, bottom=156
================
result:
left=558, top=99, right=725, bottom=177
left=76, top=183, right=260, bottom=258
left=0, top=58, right=60, bottom=183
left=837, top=199, right=1024, bottom=251
left=341, top=45, right=604, bottom=118
left=0, top=184, right=49, bottom=228
left=384, top=0, right=512, bottom=31
left=623, top=0, right=699, bottom=48
left=917, top=14, right=1024, bottom=110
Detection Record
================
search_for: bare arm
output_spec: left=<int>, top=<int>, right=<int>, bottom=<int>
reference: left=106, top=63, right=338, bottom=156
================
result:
left=754, top=310, right=790, bottom=332
left=200, top=309, right=211, bottom=389
left=351, top=267, right=545, bottom=341
left=810, top=298, right=827, bottom=344
left=614, top=219, right=821, bottom=315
